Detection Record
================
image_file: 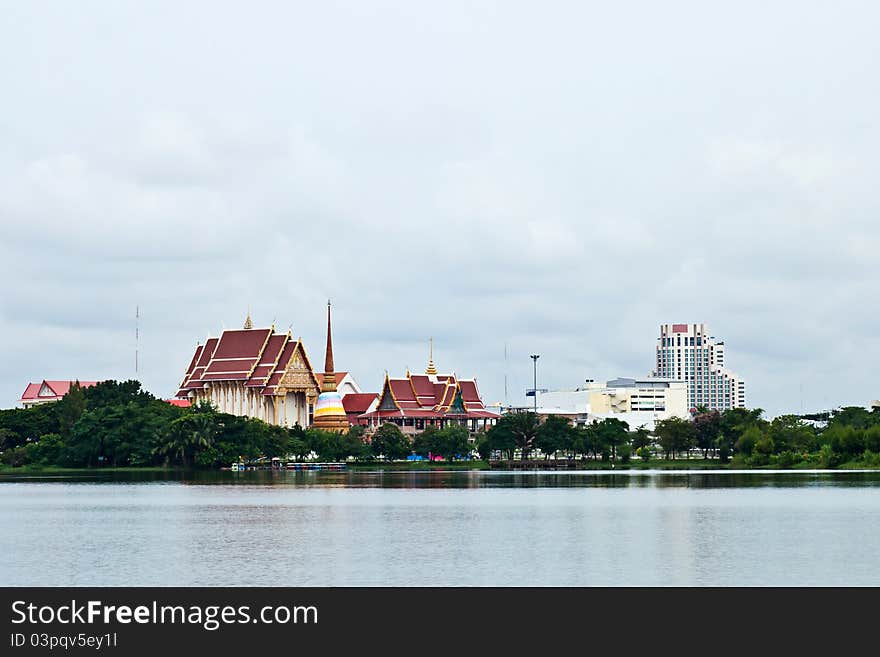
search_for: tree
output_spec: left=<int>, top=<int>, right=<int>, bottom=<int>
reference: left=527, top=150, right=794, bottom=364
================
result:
left=581, top=424, right=602, bottom=459
left=654, top=417, right=695, bottom=460
left=84, top=380, right=154, bottom=409
left=487, top=413, right=539, bottom=460
left=535, top=415, right=574, bottom=460
left=768, top=415, right=815, bottom=453
left=57, top=382, right=87, bottom=439
left=413, top=426, right=441, bottom=460
left=287, top=423, right=310, bottom=461
left=436, top=425, right=471, bottom=461
left=692, top=410, right=721, bottom=458
left=484, top=419, right=518, bottom=460
left=594, top=418, right=630, bottom=461
left=371, top=423, right=411, bottom=461
left=27, top=433, right=65, bottom=465
left=0, top=428, right=22, bottom=451
left=473, top=429, right=494, bottom=460
left=157, top=406, right=217, bottom=466
left=630, top=426, right=652, bottom=452
left=829, top=406, right=878, bottom=431
left=734, top=426, right=762, bottom=457
left=338, top=427, right=370, bottom=461
left=720, top=408, right=767, bottom=447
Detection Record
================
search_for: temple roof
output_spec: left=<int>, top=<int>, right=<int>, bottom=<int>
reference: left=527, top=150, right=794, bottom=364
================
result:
left=342, top=393, right=378, bottom=414
left=19, top=380, right=99, bottom=402
left=176, top=326, right=320, bottom=400
left=201, top=328, right=272, bottom=381
left=367, top=371, right=499, bottom=420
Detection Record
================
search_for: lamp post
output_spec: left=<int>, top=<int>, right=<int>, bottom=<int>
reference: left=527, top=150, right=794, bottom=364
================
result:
left=530, top=354, right=540, bottom=415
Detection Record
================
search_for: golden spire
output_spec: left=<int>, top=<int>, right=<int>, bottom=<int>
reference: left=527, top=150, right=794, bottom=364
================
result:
left=426, top=337, right=438, bottom=375
left=243, top=307, right=253, bottom=330
left=322, top=300, right=336, bottom=392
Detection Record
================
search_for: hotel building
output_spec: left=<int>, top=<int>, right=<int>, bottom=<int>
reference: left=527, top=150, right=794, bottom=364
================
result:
left=652, top=323, right=746, bottom=411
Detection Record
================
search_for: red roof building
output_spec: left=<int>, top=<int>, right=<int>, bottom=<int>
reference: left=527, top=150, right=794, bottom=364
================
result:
left=360, top=359, right=500, bottom=435
left=342, top=392, right=379, bottom=426
left=18, top=380, right=100, bottom=408
left=175, top=312, right=361, bottom=429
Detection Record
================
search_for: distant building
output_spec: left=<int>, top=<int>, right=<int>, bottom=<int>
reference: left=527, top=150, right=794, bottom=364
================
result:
left=176, top=311, right=361, bottom=429
left=652, top=323, right=746, bottom=410
left=359, top=343, right=500, bottom=435
left=18, top=380, right=100, bottom=409
left=533, top=377, right=689, bottom=431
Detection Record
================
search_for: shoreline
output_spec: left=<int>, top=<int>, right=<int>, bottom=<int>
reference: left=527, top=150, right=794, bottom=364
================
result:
left=3, top=459, right=880, bottom=475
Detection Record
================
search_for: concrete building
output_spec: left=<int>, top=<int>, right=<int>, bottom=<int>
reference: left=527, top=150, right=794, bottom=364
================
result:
left=533, top=377, right=689, bottom=431
left=652, top=323, right=746, bottom=411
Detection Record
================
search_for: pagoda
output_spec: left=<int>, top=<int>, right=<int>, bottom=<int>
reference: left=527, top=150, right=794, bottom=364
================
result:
left=310, top=302, right=350, bottom=432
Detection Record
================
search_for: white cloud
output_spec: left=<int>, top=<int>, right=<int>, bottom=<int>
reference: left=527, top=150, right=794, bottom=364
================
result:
left=1, top=1, right=879, bottom=416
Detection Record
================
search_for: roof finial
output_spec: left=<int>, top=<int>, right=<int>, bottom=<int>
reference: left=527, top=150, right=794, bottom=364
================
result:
left=244, top=306, right=253, bottom=330
left=426, top=336, right=438, bottom=375
left=322, top=301, right=336, bottom=392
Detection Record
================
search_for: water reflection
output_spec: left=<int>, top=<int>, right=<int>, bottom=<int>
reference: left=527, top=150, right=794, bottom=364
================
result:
left=3, top=471, right=880, bottom=586
left=3, top=468, right=880, bottom=489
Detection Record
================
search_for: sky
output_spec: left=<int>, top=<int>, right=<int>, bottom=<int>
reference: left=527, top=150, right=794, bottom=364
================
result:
left=1, top=1, right=878, bottom=417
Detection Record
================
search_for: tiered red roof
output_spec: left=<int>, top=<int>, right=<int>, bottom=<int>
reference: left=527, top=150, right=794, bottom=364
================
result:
left=176, top=328, right=320, bottom=400
left=246, top=334, right=289, bottom=389
left=201, top=328, right=272, bottom=381
left=361, top=372, right=499, bottom=421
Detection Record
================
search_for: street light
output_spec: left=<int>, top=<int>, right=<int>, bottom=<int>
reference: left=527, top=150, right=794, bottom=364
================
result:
left=530, top=354, right=540, bottom=414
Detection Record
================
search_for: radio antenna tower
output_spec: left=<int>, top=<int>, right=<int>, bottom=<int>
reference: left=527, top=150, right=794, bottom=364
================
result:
left=504, top=341, right=509, bottom=405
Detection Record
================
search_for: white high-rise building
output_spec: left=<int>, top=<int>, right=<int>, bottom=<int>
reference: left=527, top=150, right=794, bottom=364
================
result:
left=652, top=323, right=746, bottom=411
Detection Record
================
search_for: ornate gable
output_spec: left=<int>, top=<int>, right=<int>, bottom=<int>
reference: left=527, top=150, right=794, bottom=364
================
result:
left=377, top=377, right=399, bottom=411
left=448, top=387, right=467, bottom=414
left=278, top=341, right=320, bottom=395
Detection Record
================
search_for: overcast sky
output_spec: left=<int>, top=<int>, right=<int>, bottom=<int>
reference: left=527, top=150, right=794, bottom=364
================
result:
left=1, top=1, right=878, bottom=417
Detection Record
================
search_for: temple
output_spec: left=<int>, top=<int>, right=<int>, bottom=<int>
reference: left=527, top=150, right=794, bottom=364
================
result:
left=310, top=303, right=350, bottom=432
left=18, top=380, right=100, bottom=408
left=359, top=344, right=500, bottom=435
left=176, top=312, right=360, bottom=428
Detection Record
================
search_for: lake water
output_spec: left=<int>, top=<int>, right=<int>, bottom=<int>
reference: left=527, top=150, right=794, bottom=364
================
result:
left=2, top=469, right=880, bottom=586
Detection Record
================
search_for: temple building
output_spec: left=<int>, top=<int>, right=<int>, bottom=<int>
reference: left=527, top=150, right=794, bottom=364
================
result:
left=176, top=311, right=360, bottom=428
left=359, top=342, right=500, bottom=435
left=18, top=380, right=100, bottom=408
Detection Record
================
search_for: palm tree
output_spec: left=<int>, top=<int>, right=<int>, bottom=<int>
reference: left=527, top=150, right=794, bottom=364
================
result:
left=505, top=412, right=540, bottom=460
left=155, top=412, right=216, bottom=466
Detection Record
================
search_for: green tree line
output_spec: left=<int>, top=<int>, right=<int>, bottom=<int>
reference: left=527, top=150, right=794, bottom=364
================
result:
left=473, top=406, right=880, bottom=468
left=2, top=381, right=879, bottom=469
left=0, top=380, right=473, bottom=468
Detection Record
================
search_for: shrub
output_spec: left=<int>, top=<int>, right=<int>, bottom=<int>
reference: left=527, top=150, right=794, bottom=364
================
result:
left=817, top=444, right=842, bottom=469
left=776, top=451, right=800, bottom=469
left=636, top=446, right=652, bottom=461
left=618, top=444, right=631, bottom=464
